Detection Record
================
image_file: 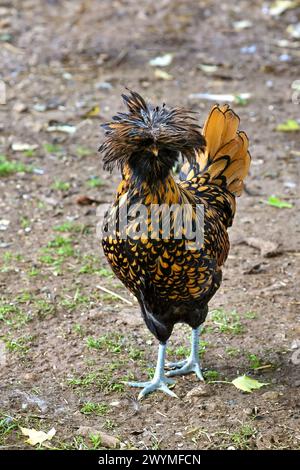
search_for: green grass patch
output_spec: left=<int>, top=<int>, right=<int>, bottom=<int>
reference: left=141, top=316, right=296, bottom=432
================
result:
left=86, top=333, right=124, bottom=354
left=5, top=335, right=33, bottom=355
left=76, top=146, right=93, bottom=157
left=67, top=370, right=124, bottom=393
left=244, top=311, right=257, bottom=320
left=0, top=155, right=31, bottom=176
left=80, top=402, right=109, bottom=416
left=39, top=236, right=78, bottom=274
left=54, top=222, right=85, bottom=233
left=247, top=353, right=262, bottom=370
left=52, top=180, right=71, bottom=191
left=0, top=415, right=18, bottom=445
left=210, top=309, right=244, bottom=335
left=225, top=347, right=240, bottom=357
left=231, top=424, right=256, bottom=450
left=43, top=143, right=63, bottom=154
left=86, top=177, right=105, bottom=188
left=60, top=289, right=89, bottom=312
left=203, top=370, right=220, bottom=381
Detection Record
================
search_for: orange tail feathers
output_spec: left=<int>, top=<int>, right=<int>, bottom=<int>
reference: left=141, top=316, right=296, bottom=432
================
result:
left=192, top=105, right=251, bottom=196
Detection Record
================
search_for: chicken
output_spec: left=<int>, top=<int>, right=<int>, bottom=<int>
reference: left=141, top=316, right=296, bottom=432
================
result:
left=99, top=90, right=250, bottom=399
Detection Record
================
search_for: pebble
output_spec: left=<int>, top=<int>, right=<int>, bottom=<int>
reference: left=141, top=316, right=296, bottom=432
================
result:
left=0, top=219, right=10, bottom=231
left=185, top=384, right=210, bottom=401
left=261, top=391, right=281, bottom=401
left=291, top=339, right=300, bottom=350
left=13, top=102, right=27, bottom=113
left=76, top=426, right=120, bottom=448
left=95, top=81, right=113, bottom=91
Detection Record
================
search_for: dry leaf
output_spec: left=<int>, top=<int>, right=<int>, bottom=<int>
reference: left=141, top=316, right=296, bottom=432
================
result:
left=287, top=23, right=300, bottom=38
left=198, top=64, right=218, bottom=74
left=154, top=69, right=173, bottom=80
left=76, top=195, right=101, bottom=205
left=233, top=20, right=253, bottom=30
left=11, top=143, right=38, bottom=152
left=47, top=122, right=76, bottom=134
left=20, top=427, right=56, bottom=446
left=149, top=54, right=173, bottom=67
left=269, top=0, right=300, bottom=16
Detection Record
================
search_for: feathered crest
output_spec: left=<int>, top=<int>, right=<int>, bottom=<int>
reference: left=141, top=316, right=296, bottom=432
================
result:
left=99, top=90, right=206, bottom=171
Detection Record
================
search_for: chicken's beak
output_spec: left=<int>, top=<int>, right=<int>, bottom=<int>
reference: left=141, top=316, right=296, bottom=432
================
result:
left=150, top=144, right=159, bottom=157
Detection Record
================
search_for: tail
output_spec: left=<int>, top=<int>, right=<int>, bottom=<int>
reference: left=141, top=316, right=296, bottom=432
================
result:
left=181, top=104, right=251, bottom=196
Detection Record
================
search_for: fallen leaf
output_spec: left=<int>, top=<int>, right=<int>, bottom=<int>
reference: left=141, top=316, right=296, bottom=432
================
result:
left=11, top=143, right=38, bottom=152
left=232, top=375, right=269, bottom=393
left=154, top=69, right=173, bottom=80
left=47, top=122, right=76, bottom=134
left=276, top=39, right=300, bottom=49
left=83, top=105, right=100, bottom=118
left=233, top=20, right=253, bottom=30
left=276, top=119, right=300, bottom=132
left=76, top=195, right=101, bottom=205
left=20, top=427, right=56, bottom=446
left=189, top=92, right=251, bottom=104
left=198, top=64, right=218, bottom=74
left=149, top=53, right=173, bottom=67
left=266, top=195, right=293, bottom=208
left=287, top=23, right=300, bottom=38
left=269, top=0, right=300, bottom=16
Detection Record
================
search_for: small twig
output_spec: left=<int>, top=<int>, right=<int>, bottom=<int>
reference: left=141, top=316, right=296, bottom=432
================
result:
left=254, top=364, right=273, bottom=370
left=156, top=411, right=168, bottom=419
left=207, top=380, right=232, bottom=385
left=96, top=285, right=133, bottom=305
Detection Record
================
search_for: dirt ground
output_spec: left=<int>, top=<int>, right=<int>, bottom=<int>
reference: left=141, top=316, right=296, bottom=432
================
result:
left=0, top=0, right=299, bottom=451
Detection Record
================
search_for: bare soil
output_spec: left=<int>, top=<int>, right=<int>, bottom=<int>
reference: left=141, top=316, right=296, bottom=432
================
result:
left=0, top=0, right=299, bottom=450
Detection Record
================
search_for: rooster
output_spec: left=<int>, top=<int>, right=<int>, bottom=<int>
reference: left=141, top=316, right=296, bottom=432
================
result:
left=99, top=90, right=250, bottom=399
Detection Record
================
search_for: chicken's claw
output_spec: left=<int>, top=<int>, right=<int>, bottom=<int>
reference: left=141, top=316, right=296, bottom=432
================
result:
left=166, top=326, right=204, bottom=380
left=125, top=377, right=178, bottom=400
left=124, top=342, right=178, bottom=399
left=166, top=358, right=204, bottom=380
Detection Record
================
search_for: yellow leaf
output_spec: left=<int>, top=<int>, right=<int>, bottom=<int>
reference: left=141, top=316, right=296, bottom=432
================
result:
left=154, top=69, right=173, bottom=81
left=20, top=427, right=56, bottom=446
left=232, top=375, right=269, bottom=393
left=84, top=105, right=100, bottom=118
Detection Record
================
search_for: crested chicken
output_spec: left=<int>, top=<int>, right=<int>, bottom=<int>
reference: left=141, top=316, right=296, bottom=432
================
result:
left=99, top=90, right=250, bottom=399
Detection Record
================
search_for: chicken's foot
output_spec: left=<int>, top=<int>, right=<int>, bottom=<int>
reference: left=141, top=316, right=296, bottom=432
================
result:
left=125, top=343, right=178, bottom=399
left=166, top=326, right=204, bottom=380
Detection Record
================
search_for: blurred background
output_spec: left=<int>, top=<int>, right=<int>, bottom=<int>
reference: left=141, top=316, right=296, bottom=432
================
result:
left=0, top=0, right=299, bottom=451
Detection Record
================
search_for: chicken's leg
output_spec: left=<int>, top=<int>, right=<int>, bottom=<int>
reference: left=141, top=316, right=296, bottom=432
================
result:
left=166, top=326, right=204, bottom=380
left=125, top=343, right=178, bottom=399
